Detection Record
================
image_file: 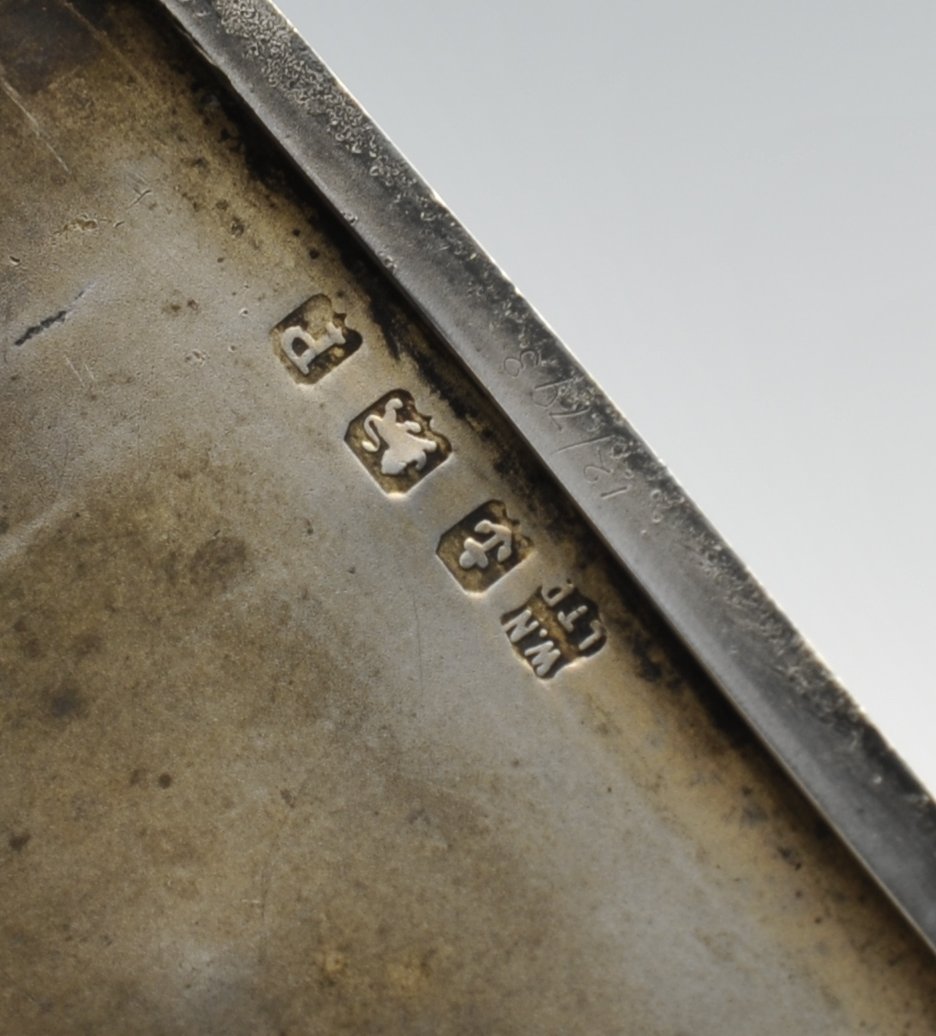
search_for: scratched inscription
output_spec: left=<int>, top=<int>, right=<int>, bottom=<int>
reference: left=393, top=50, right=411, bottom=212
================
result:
left=501, top=583, right=606, bottom=679
left=556, top=433, right=636, bottom=499
left=346, top=390, right=451, bottom=493
left=503, top=349, right=590, bottom=430
left=272, top=294, right=361, bottom=384
left=504, top=349, right=637, bottom=499
left=437, top=501, right=531, bottom=593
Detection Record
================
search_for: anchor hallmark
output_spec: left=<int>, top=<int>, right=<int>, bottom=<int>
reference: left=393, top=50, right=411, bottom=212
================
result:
left=437, top=501, right=531, bottom=593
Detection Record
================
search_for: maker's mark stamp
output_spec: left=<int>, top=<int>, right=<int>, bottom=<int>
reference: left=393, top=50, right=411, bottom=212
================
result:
left=272, top=294, right=361, bottom=384
left=437, top=501, right=531, bottom=592
left=346, top=390, right=451, bottom=493
left=501, top=582, right=606, bottom=679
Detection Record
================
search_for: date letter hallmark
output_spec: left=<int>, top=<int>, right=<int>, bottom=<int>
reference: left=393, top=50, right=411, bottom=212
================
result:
left=437, top=501, right=531, bottom=593
left=346, top=391, right=451, bottom=493
left=501, top=583, right=606, bottom=679
left=272, top=294, right=361, bottom=384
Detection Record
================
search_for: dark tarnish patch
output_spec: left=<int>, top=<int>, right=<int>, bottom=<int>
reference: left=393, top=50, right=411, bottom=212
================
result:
left=0, top=0, right=98, bottom=96
left=71, top=631, right=103, bottom=659
left=8, top=831, right=30, bottom=852
left=70, top=0, right=113, bottom=29
left=47, top=686, right=88, bottom=722
left=630, top=631, right=664, bottom=684
left=778, top=845, right=805, bottom=871
left=187, top=534, right=249, bottom=593
left=366, top=279, right=409, bottom=361
left=12, top=617, right=43, bottom=660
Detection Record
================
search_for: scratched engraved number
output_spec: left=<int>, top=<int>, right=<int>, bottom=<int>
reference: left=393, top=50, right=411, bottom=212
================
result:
left=505, top=350, right=633, bottom=499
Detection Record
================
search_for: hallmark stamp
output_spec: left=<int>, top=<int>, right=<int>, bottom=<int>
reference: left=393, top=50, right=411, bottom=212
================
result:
left=437, top=501, right=531, bottom=592
left=272, top=294, right=361, bottom=384
left=345, top=390, right=451, bottom=493
left=501, top=582, right=606, bottom=679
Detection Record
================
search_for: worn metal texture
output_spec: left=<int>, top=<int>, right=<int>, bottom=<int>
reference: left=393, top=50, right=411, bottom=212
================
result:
left=156, top=0, right=936, bottom=957
left=0, top=1, right=934, bottom=1033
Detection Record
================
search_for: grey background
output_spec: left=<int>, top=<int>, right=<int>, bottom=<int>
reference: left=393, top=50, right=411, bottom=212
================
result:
left=275, top=0, right=935, bottom=793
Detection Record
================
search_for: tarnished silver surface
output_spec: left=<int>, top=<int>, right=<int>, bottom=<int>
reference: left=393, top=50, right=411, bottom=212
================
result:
left=158, top=0, right=936, bottom=954
left=0, top=1, right=934, bottom=1033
